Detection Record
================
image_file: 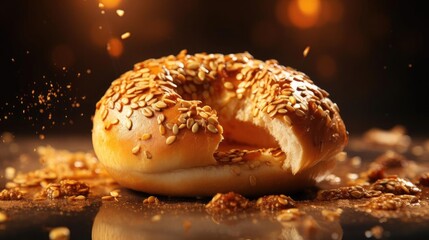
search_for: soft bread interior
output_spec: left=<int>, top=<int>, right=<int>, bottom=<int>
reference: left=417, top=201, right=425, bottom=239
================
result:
left=216, top=97, right=304, bottom=174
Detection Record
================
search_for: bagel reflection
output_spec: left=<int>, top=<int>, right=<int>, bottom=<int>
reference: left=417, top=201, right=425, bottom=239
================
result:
left=92, top=203, right=342, bottom=240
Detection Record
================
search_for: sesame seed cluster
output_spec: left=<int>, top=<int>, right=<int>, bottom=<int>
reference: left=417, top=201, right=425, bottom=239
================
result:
left=96, top=50, right=340, bottom=160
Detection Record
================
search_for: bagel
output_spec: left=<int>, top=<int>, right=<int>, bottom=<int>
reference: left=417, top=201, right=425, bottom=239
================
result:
left=92, top=50, right=347, bottom=196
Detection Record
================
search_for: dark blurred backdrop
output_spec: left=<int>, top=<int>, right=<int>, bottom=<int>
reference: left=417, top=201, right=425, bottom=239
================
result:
left=1, top=0, right=428, bottom=138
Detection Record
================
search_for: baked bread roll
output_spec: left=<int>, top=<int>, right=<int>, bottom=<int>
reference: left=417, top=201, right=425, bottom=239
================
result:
left=92, top=50, right=347, bottom=196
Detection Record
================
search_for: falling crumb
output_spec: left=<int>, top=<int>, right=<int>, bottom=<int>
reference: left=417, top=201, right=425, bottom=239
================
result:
left=116, top=9, right=125, bottom=17
left=110, top=190, right=120, bottom=197
left=143, top=196, right=160, bottom=205
left=98, top=2, right=104, bottom=8
left=49, top=226, right=70, bottom=240
left=39, top=134, right=45, bottom=140
left=303, top=46, right=311, bottom=58
left=408, top=64, right=413, bottom=68
left=86, top=69, right=92, bottom=74
left=121, top=32, right=131, bottom=40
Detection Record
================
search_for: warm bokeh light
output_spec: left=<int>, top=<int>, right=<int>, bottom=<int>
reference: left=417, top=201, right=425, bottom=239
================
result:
left=51, top=44, right=75, bottom=68
left=297, top=0, right=321, bottom=16
left=316, top=55, right=337, bottom=79
left=90, top=24, right=110, bottom=47
left=276, top=0, right=321, bottom=29
left=323, top=0, right=343, bottom=23
left=277, top=0, right=343, bottom=29
left=106, top=38, right=123, bottom=57
left=99, top=0, right=121, bottom=9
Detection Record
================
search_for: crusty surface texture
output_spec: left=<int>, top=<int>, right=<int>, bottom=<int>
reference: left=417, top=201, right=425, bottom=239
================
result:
left=92, top=50, right=347, bottom=196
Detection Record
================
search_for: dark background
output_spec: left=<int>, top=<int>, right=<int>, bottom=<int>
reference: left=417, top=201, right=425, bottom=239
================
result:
left=1, top=0, right=428, bottom=138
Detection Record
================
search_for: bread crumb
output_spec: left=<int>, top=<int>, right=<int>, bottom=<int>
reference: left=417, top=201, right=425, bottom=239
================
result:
left=49, top=226, right=70, bottom=240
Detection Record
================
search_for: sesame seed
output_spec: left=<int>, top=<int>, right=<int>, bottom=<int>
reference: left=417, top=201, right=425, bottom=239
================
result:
left=191, top=123, right=199, bottom=133
left=296, top=109, right=306, bottom=117
left=110, top=190, right=120, bottom=197
left=197, top=70, right=205, bottom=81
left=199, top=111, right=209, bottom=119
left=125, top=118, right=132, bottom=130
left=157, top=113, right=165, bottom=124
left=155, top=101, right=167, bottom=109
left=74, top=195, right=86, bottom=200
left=101, top=109, right=108, bottom=120
left=141, top=133, right=152, bottom=140
left=142, top=108, right=153, bottom=118
left=159, top=125, right=166, bottom=135
left=121, top=97, right=130, bottom=105
left=187, top=61, right=199, bottom=70
left=111, top=118, right=119, bottom=125
left=207, top=116, right=218, bottom=125
left=163, top=98, right=176, bottom=105
left=207, top=124, right=218, bottom=133
left=166, top=136, right=176, bottom=145
left=224, top=82, right=234, bottom=90
left=102, top=196, right=114, bottom=201
left=145, top=93, right=154, bottom=102
left=186, top=118, right=194, bottom=129
left=172, top=124, right=179, bottom=135
left=125, top=108, right=133, bottom=118
left=132, top=145, right=141, bottom=154
left=138, top=101, right=146, bottom=107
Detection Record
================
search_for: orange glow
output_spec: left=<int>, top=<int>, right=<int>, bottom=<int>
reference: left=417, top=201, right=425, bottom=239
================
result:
left=99, top=0, right=121, bottom=9
left=107, top=38, right=123, bottom=57
left=276, top=0, right=321, bottom=29
left=90, top=24, right=110, bottom=47
left=297, top=0, right=321, bottom=16
left=51, top=44, right=75, bottom=68
left=316, top=55, right=337, bottom=79
left=324, top=0, right=343, bottom=23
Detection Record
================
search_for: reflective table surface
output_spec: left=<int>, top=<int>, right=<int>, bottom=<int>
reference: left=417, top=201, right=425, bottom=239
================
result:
left=1, top=134, right=429, bottom=240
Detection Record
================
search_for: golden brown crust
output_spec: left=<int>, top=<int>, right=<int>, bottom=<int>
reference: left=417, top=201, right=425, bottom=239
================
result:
left=92, top=50, right=347, bottom=196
